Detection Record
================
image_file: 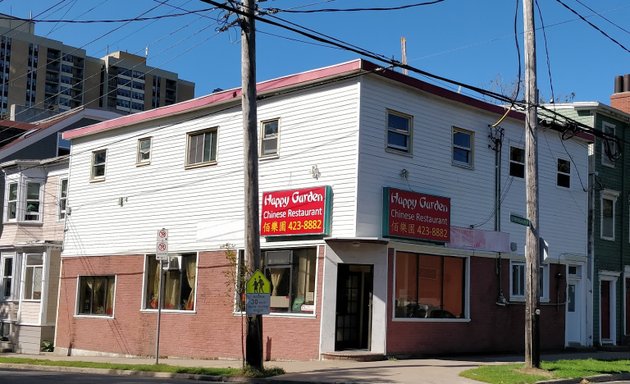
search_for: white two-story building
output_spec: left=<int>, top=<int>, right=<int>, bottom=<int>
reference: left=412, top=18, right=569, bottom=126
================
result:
left=54, top=60, right=591, bottom=360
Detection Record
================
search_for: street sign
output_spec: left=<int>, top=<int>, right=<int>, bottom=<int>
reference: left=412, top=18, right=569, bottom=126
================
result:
left=246, top=270, right=270, bottom=315
left=246, top=293, right=270, bottom=315
left=156, top=228, right=169, bottom=260
left=510, top=213, right=530, bottom=227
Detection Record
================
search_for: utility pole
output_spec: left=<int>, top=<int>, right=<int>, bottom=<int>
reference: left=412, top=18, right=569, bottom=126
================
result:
left=523, top=0, right=541, bottom=369
left=240, top=0, right=263, bottom=371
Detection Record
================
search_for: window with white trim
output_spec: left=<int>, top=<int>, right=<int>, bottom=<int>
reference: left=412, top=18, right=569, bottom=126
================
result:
left=509, top=146, right=525, bottom=178
left=509, top=261, right=549, bottom=301
left=557, top=158, right=570, bottom=188
left=186, top=128, right=217, bottom=166
left=58, top=178, right=68, bottom=220
left=5, top=182, right=17, bottom=221
left=24, top=182, right=41, bottom=221
left=77, top=276, right=115, bottom=316
left=1, top=254, right=13, bottom=299
left=264, top=248, right=316, bottom=315
left=91, top=149, right=107, bottom=180
left=386, top=110, right=412, bottom=154
left=260, top=119, right=279, bottom=157
left=23, top=254, right=43, bottom=301
left=137, top=137, right=151, bottom=165
left=144, top=253, right=197, bottom=311
left=452, top=127, right=473, bottom=168
left=601, top=122, right=617, bottom=167
left=4, top=180, right=42, bottom=223
left=601, top=190, right=618, bottom=240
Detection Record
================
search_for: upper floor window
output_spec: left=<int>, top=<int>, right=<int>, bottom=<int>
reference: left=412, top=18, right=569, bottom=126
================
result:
left=452, top=127, right=473, bottom=168
left=601, top=190, right=618, bottom=241
left=24, top=182, right=41, bottom=221
left=186, top=128, right=217, bottom=167
left=601, top=123, right=617, bottom=167
left=386, top=110, right=412, bottom=154
left=58, top=178, right=68, bottom=220
left=510, top=261, right=549, bottom=302
left=6, top=182, right=17, bottom=221
left=91, top=149, right=107, bottom=181
left=4, top=180, right=42, bottom=223
left=24, top=254, right=43, bottom=301
left=260, top=119, right=279, bottom=158
left=137, top=137, right=151, bottom=165
left=557, top=158, right=570, bottom=188
left=509, top=146, right=525, bottom=178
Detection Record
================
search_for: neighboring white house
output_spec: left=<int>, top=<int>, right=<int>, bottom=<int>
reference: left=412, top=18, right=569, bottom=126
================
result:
left=55, top=59, right=591, bottom=360
left=0, top=158, right=67, bottom=353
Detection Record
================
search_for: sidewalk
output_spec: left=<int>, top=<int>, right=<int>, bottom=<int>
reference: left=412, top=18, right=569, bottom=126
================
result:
left=1, top=350, right=629, bottom=383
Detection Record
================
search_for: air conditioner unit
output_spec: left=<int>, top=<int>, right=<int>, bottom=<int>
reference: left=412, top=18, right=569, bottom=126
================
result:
left=162, top=255, right=182, bottom=271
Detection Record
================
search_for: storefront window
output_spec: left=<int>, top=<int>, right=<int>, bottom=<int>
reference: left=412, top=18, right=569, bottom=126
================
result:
left=394, top=252, right=465, bottom=319
left=264, top=248, right=316, bottom=314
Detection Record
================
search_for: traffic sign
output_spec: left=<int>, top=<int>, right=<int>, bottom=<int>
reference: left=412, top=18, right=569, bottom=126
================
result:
left=156, top=228, right=169, bottom=260
left=246, top=270, right=270, bottom=294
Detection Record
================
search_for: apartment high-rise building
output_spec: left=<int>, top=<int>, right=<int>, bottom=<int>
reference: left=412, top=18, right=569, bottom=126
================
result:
left=0, top=15, right=195, bottom=120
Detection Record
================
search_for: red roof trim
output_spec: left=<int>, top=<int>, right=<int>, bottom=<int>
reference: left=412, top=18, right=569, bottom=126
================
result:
left=64, top=60, right=363, bottom=140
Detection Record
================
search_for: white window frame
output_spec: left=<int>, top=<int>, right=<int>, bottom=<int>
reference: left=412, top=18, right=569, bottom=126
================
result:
left=142, top=253, right=198, bottom=312
left=24, top=181, right=42, bottom=222
left=260, top=119, right=279, bottom=158
left=601, top=122, right=617, bottom=168
left=386, top=109, right=413, bottom=154
left=136, top=137, right=152, bottom=165
left=601, top=190, right=619, bottom=241
left=452, top=127, right=474, bottom=169
left=76, top=275, right=116, bottom=317
left=58, top=178, right=68, bottom=221
left=91, top=149, right=107, bottom=181
left=509, top=260, right=549, bottom=302
left=509, top=145, right=525, bottom=178
left=185, top=128, right=218, bottom=167
left=4, top=181, right=18, bottom=222
left=557, top=158, right=571, bottom=188
left=22, top=253, right=43, bottom=301
left=1, top=253, right=14, bottom=300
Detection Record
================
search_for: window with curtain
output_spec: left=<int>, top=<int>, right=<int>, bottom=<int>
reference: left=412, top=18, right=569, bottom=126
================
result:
left=78, top=276, right=115, bottom=316
left=1, top=255, right=13, bottom=299
left=394, top=252, right=466, bottom=319
left=263, top=248, right=316, bottom=314
left=509, top=261, right=549, bottom=301
left=144, top=254, right=196, bottom=311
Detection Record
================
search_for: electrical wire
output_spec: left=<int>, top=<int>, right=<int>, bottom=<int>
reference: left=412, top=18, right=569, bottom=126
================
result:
left=266, top=1, right=446, bottom=14
left=553, top=0, right=630, bottom=53
left=0, top=8, right=218, bottom=24
left=572, top=0, right=630, bottom=36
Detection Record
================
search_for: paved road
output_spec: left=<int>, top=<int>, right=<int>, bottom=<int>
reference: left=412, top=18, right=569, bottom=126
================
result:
left=0, top=368, right=232, bottom=384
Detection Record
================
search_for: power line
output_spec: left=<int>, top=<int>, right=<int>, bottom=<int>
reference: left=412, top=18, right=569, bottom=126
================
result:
left=553, top=0, right=629, bottom=53
left=572, top=0, right=630, bottom=36
left=266, top=1, right=445, bottom=14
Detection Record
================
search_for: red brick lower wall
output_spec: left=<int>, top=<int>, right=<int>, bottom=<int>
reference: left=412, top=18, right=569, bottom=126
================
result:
left=56, top=249, right=324, bottom=360
left=386, top=254, right=566, bottom=356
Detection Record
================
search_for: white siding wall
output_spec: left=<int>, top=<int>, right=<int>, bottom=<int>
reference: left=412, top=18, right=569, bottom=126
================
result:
left=356, top=76, right=588, bottom=259
left=63, top=80, right=361, bottom=256
left=18, top=301, right=40, bottom=324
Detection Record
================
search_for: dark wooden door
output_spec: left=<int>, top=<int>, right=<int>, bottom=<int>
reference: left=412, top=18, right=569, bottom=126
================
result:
left=335, top=264, right=373, bottom=351
left=601, top=280, right=611, bottom=340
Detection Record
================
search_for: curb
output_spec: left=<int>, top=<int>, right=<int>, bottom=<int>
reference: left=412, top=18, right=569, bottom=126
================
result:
left=536, top=372, right=630, bottom=384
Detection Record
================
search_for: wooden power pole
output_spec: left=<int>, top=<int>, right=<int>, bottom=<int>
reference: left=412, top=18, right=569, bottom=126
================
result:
left=523, top=0, right=541, bottom=369
left=241, top=0, right=263, bottom=371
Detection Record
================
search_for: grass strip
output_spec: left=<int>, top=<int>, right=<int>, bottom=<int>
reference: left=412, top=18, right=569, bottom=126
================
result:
left=0, top=356, right=284, bottom=378
left=459, top=359, right=630, bottom=384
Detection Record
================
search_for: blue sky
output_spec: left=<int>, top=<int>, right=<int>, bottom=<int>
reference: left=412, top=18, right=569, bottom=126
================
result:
left=1, top=0, right=628, bottom=105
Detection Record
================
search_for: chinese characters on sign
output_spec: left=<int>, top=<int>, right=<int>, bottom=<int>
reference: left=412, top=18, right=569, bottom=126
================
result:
left=261, top=186, right=332, bottom=237
left=382, top=187, right=450, bottom=243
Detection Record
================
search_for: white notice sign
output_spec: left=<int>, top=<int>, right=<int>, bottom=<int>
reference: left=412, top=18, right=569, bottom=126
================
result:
left=246, top=293, right=270, bottom=315
left=156, top=228, right=169, bottom=260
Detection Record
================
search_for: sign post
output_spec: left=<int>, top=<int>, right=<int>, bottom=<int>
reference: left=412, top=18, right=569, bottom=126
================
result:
left=154, top=228, right=168, bottom=365
left=246, top=270, right=270, bottom=316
